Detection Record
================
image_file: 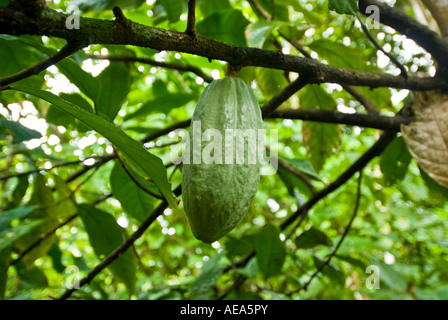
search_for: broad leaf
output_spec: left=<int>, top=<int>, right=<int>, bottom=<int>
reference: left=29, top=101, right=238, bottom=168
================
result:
left=10, top=85, right=175, bottom=207
left=70, top=0, right=145, bottom=12
left=295, top=227, right=332, bottom=249
left=198, top=0, right=231, bottom=16
left=157, top=0, right=184, bottom=23
left=251, top=224, right=286, bottom=279
left=77, top=204, right=137, bottom=294
left=0, top=219, right=47, bottom=252
left=309, top=39, right=375, bottom=72
left=0, top=206, right=37, bottom=231
left=196, top=9, right=250, bottom=46
left=110, top=160, right=158, bottom=222
left=94, top=62, right=131, bottom=122
left=313, top=256, right=346, bottom=286
left=0, top=116, right=41, bottom=142
left=46, top=93, right=93, bottom=132
left=255, top=67, right=288, bottom=100
left=300, top=85, right=341, bottom=172
left=328, top=0, right=358, bottom=15
left=0, top=247, right=11, bottom=299
left=245, top=21, right=284, bottom=49
left=189, top=251, right=227, bottom=299
left=124, top=93, right=193, bottom=120
left=380, top=136, right=411, bottom=186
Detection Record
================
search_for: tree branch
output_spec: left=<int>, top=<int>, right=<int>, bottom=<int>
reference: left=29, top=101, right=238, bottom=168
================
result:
left=280, top=130, right=395, bottom=230
left=358, top=0, right=448, bottom=76
left=261, top=77, right=309, bottom=117
left=356, top=12, right=407, bottom=78
left=219, top=129, right=398, bottom=299
left=185, top=0, right=196, bottom=37
left=249, top=0, right=381, bottom=115
left=0, top=5, right=445, bottom=90
left=87, top=54, right=213, bottom=83
left=268, top=108, right=412, bottom=131
left=114, top=148, right=165, bottom=200
left=293, top=170, right=363, bottom=293
left=58, top=185, right=182, bottom=300
left=0, top=41, right=82, bottom=87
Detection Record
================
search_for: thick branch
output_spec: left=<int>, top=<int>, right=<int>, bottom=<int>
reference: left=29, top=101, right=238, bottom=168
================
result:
left=359, top=0, right=448, bottom=75
left=269, top=108, right=412, bottom=131
left=0, top=6, right=445, bottom=90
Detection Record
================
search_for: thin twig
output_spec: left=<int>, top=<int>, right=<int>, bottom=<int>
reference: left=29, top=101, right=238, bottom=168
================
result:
left=296, top=170, right=363, bottom=293
left=217, top=131, right=396, bottom=298
left=10, top=214, right=78, bottom=265
left=58, top=185, right=182, bottom=300
left=356, top=12, right=408, bottom=78
left=114, top=148, right=164, bottom=200
left=185, top=0, right=196, bottom=37
left=0, top=159, right=85, bottom=182
left=87, top=55, right=213, bottom=83
left=260, top=76, right=309, bottom=118
left=0, top=42, right=82, bottom=87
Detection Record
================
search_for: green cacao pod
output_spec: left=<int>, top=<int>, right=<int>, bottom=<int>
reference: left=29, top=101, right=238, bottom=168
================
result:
left=182, top=76, right=263, bottom=243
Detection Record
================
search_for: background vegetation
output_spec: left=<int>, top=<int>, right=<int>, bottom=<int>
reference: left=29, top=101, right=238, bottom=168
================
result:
left=1, top=0, right=448, bottom=300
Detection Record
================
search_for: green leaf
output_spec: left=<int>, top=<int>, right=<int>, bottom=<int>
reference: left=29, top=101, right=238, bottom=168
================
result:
left=255, top=67, right=288, bottom=100
left=277, top=165, right=313, bottom=199
left=245, top=21, right=284, bottom=49
left=279, top=157, right=320, bottom=180
left=376, top=262, right=407, bottom=292
left=240, top=257, right=258, bottom=279
left=419, top=166, right=448, bottom=200
left=380, top=136, right=412, bottom=186
left=309, top=39, right=375, bottom=72
left=0, top=115, right=41, bottom=142
left=0, top=36, right=44, bottom=92
left=295, top=227, right=332, bottom=249
left=313, top=256, right=345, bottom=286
left=157, top=0, right=184, bottom=23
left=110, top=160, right=158, bottom=222
left=0, top=219, right=47, bottom=252
left=196, top=9, right=250, bottom=46
left=224, top=235, right=254, bottom=260
left=300, top=85, right=341, bottom=172
left=198, top=0, right=231, bottom=16
left=77, top=204, right=137, bottom=294
left=255, top=0, right=289, bottom=21
left=189, top=251, right=227, bottom=299
left=14, top=261, right=48, bottom=289
left=334, top=254, right=367, bottom=269
left=251, top=224, right=286, bottom=279
left=71, top=0, right=145, bottom=12
left=10, top=85, right=175, bottom=207
left=328, top=0, right=358, bottom=15
left=0, top=247, right=11, bottom=299
left=46, top=93, right=93, bottom=132
left=124, top=93, right=193, bottom=120
left=5, top=175, right=30, bottom=210
left=0, top=206, right=37, bottom=232
left=95, top=63, right=131, bottom=122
